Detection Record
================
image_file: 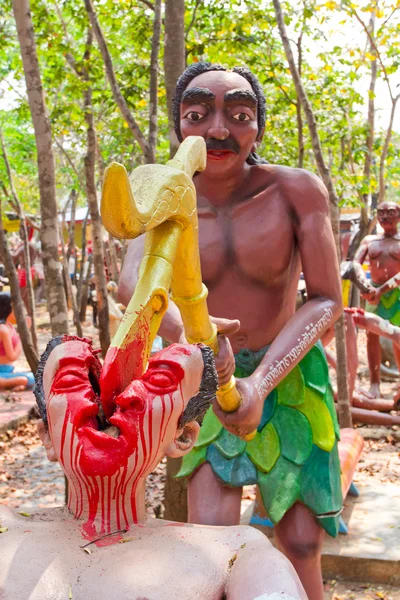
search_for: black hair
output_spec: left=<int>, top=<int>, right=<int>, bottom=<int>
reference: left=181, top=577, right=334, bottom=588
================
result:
left=0, top=292, right=12, bottom=323
left=34, top=336, right=65, bottom=427
left=173, top=62, right=268, bottom=166
left=179, top=344, right=218, bottom=427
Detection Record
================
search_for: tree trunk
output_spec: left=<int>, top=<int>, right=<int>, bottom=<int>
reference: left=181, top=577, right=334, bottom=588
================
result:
left=79, top=254, right=92, bottom=323
left=82, top=34, right=110, bottom=357
left=164, top=0, right=186, bottom=157
left=77, top=213, right=89, bottom=316
left=12, top=0, right=69, bottom=337
left=163, top=457, right=188, bottom=522
left=0, top=199, right=38, bottom=373
left=296, top=33, right=304, bottom=169
left=66, top=188, right=77, bottom=264
left=147, top=0, right=162, bottom=164
left=84, top=0, right=151, bottom=162
left=59, top=223, right=82, bottom=337
left=362, top=14, right=377, bottom=212
left=0, top=132, right=38, bottom=353
left=378, top=94, right=399, bottom=203
left=108, top=234, right=119, bottom=284
left=273, top=0, right=352, bottom=428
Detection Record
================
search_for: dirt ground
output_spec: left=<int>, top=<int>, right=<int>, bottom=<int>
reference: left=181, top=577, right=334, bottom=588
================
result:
left=0, top=307, right=399, bottom=598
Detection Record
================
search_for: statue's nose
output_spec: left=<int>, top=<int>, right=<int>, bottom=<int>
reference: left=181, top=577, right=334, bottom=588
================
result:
left=115, top=380, right=146, bottom=413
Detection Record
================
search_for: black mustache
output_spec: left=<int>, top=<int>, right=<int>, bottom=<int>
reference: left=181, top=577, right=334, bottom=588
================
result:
left=206, top=138, right=240, bottom=154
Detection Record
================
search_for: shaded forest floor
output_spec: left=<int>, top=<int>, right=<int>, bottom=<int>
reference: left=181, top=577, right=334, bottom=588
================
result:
left=0, top=307, right=399, bottom=598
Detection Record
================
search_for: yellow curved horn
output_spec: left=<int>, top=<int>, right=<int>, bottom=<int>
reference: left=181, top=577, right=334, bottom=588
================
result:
left=100, top=136, right=255, bottom=440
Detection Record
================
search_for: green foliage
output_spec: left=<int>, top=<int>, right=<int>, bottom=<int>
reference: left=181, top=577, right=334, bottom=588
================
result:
left=1, top=0, right=399, bottom=218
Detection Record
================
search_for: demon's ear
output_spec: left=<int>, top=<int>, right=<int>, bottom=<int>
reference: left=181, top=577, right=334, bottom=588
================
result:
left=165, top=420, right=200, bottom=458
left=37, top=419, right=57, bottom=462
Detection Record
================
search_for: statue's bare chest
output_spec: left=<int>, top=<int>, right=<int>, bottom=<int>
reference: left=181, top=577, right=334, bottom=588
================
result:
left=368, top=238, right=400, bottom=264
left=198, top=194, right=296, bottom=287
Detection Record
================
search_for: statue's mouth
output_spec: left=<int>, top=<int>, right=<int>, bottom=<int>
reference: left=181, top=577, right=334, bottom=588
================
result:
left=95, top=403, right=120, bottom=439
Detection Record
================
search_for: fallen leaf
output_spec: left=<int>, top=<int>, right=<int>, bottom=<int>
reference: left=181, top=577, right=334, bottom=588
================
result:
left=68, top=584, right=73, bottom=599
left=18, top=512, right=31, bottom=517
left=119, top=536, right=135, bottom=544
left=0, top=527, right=8, bottom=533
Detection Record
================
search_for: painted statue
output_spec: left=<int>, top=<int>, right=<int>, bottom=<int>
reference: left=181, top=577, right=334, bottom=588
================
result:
left=119, top=62, right=343, bottom=600
left=354, top=201, right=400, bottom=398
left=0, top=337, right=305, bottom=600
left=0, top=135, right=306, bottom=600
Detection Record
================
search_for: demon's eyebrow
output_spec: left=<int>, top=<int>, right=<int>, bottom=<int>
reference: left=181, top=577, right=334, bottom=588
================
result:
left=181, top=87, right=216, bottom=104
left=224, top=89, right=257, bottom=106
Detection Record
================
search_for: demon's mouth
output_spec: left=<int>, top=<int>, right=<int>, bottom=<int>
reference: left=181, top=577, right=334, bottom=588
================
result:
left=95, top=403, right=120, bottom=439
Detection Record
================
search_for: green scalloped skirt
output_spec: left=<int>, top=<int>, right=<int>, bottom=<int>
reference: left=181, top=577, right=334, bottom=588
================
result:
left=177, top=341, right=343, bottom=537
left=366, top=286, right=400, bottom=326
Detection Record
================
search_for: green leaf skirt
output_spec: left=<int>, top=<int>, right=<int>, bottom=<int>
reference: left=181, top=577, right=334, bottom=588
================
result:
left=177, top=341, right=343, bottom=537
left=366, top=286, right=400, bottom=326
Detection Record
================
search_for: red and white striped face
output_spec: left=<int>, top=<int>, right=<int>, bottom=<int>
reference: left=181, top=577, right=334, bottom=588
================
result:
left=43, top=340, right=203, bottom=484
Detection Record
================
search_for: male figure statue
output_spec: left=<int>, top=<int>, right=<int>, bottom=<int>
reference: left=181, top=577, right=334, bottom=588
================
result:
left=354, top=201, right=400, bottom=397
left=119, top=62, right=343, bottom=600
left=0, top=336, right=305, bottom=600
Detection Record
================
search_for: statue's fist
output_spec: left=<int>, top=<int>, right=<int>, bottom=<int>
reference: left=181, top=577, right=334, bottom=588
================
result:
left=210, top=316, right=240, bottom=386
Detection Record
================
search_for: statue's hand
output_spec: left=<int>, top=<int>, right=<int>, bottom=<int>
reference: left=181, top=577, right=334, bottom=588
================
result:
left=210, top=316, right=240, bottom=386
left=361, top=288, right=380, bottom=304
left=213, top=376, right=263, bottom=438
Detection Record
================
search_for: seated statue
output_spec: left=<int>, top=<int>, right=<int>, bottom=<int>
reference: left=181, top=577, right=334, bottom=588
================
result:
left=0, top=336, right=306, bottom=600
left=0, top=292, right=34, bottom=391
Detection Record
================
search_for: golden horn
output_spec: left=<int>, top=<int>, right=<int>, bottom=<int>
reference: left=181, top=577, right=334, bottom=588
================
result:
left=100, top=136, right=256, bottom=440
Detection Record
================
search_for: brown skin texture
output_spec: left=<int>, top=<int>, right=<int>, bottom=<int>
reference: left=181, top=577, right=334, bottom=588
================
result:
left=119, top=70, right=342, bottom=600
left=354, top=202, right=400, bottom=398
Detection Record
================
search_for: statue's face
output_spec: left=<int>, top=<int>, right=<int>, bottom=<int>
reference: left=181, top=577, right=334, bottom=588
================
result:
left=43, top=340, right=203, bottom=480
left=377, top=202, right=400, bottom=231
left=179, top=70, right=259, bottom=174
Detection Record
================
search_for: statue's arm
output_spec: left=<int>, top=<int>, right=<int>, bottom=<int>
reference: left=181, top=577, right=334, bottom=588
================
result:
left=213, top=170, right=343, bottom=436
left=225, top=538, right=306, bottom=600
left=352, top=237, right=374, bottom=290
left=118, top=237, right=185, bottom=344
left=251, top=170, right=342, bottom=396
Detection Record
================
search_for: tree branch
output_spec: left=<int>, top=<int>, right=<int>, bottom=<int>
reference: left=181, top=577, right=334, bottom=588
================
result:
left=185, top=0, right=202, bottom=40
left=353, top=9, right=394, bottom=102
left=378, top=93, right=400, bottom=203
left=148, top=0, right=162, bottom=163
left=138, top=0, right=154, bottom=9
left=55, top=139, right=85, bottom=191
left=83, top=0, right=151, bottom=161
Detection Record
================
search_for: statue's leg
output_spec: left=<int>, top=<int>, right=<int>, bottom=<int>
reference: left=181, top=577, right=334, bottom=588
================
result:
left=274, top=502, right=325, bottom=600
left=366, top=331, right=381, bottom=398
left=187, top=463, right=242, bottom=526
left=392, top=343, right=400, bottom=408
left=0, top=375, right=29, bottom=391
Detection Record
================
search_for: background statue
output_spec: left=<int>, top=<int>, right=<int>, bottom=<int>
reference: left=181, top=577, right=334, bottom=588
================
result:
left=354, top=201, right=400, bottom=398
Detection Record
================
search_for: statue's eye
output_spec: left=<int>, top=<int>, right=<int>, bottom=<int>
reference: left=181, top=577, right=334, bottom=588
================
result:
left=146, top=371, right=176, bottom=388
left=142, top=365, right=179, bottom=392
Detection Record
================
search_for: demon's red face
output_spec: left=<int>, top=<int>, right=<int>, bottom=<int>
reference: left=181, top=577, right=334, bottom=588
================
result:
left=43, top=339, right=203, bottom=480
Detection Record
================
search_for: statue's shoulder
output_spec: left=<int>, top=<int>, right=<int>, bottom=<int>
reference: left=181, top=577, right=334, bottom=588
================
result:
left=264, top=165, right=329, bottom=213
left=254, top=164, right=325, bottom=194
